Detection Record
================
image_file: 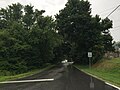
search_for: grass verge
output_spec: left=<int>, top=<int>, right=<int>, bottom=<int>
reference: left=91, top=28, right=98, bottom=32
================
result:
left=0, top=65, right=54, bottom=82
left=75, top=58, right=120, bottom=87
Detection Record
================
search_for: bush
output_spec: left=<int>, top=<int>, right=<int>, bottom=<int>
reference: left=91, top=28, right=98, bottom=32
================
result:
left=0, top=70, right=11, bottom=76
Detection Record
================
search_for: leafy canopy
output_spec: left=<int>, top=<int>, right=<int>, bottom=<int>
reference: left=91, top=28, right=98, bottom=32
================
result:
left=55, top=0, right=114, bottom=64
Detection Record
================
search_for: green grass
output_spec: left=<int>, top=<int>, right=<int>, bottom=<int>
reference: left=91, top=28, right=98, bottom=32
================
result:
left=75, top=58, right=120, bottom=87
left=0, top=65, right=54, bottom=82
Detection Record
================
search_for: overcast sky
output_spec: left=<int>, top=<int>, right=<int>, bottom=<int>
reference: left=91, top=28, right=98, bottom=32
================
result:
left=0, top=0, right=120, bottom=41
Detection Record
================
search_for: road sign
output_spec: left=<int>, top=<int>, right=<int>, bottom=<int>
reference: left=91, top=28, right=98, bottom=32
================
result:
left=88, top=52, right=92, bottom=58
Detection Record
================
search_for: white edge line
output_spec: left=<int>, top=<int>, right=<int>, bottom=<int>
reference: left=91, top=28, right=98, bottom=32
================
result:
left=74, top=66, right=120, bottom=90
left=0, top=79, right=54, bottom=84
left=105, top=82, right=120, bottom=90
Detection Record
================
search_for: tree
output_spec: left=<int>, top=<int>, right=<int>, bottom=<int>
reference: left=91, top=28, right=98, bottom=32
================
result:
left=0, top=3, right=23, bottom=29
left=23, top=4, right=34, bottom=30
left=56, top=0, right=113, bottom=64
left=0, top=3, right=62, bottom=75
left=115, top=42, right=120, bottom=48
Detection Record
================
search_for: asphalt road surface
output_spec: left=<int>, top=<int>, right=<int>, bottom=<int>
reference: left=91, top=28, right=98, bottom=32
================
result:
left=0, top=65, right=119, bottom=90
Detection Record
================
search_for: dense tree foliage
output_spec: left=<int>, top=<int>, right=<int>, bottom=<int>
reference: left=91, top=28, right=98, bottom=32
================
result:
left=55, top=0, right=114, bottom=64
left=114, top=42, right=120, bottom=48
left=0, top=0, right=115, bottom=75
left=0, top=3, right=62, bottom=75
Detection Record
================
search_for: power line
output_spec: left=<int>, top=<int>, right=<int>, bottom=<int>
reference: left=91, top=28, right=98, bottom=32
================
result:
left=111, top=28, right=120, bottom=32
left=106, top=5, right=120, bottom=17
left=114, top=19, right=120, bottom=22
left=110, top=26, right=120, bottom=32
left=99, top=6, right=117, bottom=15
left=113, top=25, right=120, bottom=29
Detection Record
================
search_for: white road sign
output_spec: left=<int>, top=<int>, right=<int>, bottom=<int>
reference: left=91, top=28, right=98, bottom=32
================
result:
left=88, top=52, right=92, bottom=57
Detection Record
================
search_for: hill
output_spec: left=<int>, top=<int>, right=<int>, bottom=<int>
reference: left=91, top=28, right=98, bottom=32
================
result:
left=76, top=58, right=120, bottom=87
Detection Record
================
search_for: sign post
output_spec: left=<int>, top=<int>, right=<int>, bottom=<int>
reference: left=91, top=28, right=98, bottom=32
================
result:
left=88, top=52, right=92, bottom=68
left=88, top=52, right=94, bottom=89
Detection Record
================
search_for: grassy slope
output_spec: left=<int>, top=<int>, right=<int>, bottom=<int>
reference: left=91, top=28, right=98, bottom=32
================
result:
left=0, top=65, right=54, bottom=82
left=75, top=58, right=120, bottom=87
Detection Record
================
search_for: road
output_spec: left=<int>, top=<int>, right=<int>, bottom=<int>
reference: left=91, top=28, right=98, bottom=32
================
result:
left=0, top=65, right=119, bottom=90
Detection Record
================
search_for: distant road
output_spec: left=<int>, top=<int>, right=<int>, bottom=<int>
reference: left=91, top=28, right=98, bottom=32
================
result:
left=0, top=65, right=119, bottom=90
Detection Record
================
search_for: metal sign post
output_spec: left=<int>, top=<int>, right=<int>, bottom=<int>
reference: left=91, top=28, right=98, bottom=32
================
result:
left=88, top=52, right=92, bottom=68
left=88, top=52, right=94, bottom=89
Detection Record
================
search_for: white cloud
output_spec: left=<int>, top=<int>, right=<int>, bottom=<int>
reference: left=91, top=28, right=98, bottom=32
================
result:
left=0, top=0, right=67, bottom=18
left=0, top=0, right=67, bottom=16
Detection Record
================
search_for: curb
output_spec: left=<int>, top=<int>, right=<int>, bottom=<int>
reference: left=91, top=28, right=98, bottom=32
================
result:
left=74, top=66, right=120, bottom=90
